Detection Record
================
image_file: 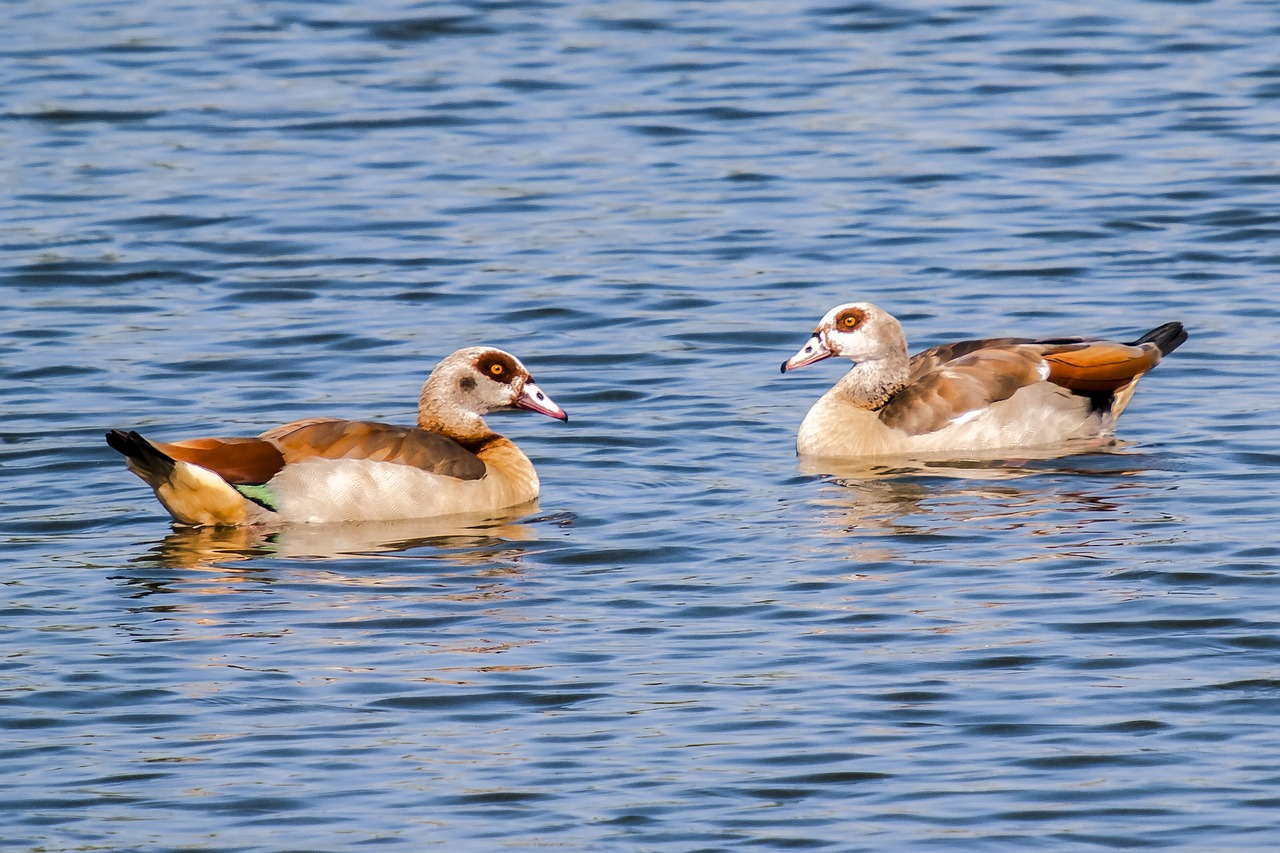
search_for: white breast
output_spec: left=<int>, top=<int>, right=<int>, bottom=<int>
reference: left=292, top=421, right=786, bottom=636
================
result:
left=797, top=382, right=1108, bottom=458
left=267, top=458, right=539, bottom=523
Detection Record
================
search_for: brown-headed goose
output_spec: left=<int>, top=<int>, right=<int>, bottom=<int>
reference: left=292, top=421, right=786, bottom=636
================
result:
left=781, top=302, right=1186, bottom=458
left=106, top=347, right=567, bottom=526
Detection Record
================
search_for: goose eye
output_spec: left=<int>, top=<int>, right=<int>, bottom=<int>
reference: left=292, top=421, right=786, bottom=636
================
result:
left=841, top=315, right=858, bottom=329
left=476, top=353, right=517, bottom=383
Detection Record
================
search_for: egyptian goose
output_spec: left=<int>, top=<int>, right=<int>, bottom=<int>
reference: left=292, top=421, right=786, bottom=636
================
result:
left=106, top=347, right=567, bottom=526
left=781, top=302, right=1186, bottom=458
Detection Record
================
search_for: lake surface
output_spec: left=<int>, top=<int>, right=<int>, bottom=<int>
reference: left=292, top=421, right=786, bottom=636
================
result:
left=5, top=0, right=1280, bottom=849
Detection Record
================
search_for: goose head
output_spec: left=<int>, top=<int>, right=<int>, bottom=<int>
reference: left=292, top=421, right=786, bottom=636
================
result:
left=780, top=302, right=907, bottom=373
left=420, top=347, right=567, bottom=438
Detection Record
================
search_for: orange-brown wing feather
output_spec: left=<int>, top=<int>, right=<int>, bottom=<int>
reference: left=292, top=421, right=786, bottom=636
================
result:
left=1039, top=341, right=1162, bottom=393
left=154, top=436, right=287, bottom=485
left=883, top=347, right=1048, bottom=435
left=265, top=420, right=488, bottom=481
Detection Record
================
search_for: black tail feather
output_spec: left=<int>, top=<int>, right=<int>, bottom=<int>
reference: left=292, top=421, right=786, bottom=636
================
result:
left=105, top=429, right=175, bottom=481
left=1130, top=321, right=1187, bottom=357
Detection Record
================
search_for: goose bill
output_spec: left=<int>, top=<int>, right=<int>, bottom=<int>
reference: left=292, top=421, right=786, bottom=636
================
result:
left=781, top=335, right=833, bottom=373
left=516, top=381, right=568, bottom=421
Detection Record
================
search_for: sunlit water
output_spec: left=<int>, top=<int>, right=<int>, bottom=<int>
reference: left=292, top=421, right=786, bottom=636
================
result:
left=5, top=1, right=1280, bottom=850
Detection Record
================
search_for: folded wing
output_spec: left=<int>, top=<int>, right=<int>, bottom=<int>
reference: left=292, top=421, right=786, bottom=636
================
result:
left=266, top=420, right=488, bottom=481
left=882, top=347, right=1048, bottom=435
left=886, top=329, right=1178, bottom=436
left=156, top=419, right=489, bottom=485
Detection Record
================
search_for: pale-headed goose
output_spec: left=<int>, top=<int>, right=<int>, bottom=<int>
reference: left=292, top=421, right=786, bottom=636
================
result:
left=107, top=347, right=567, bottom=526
left=781, top=302, right=1186, bottom=458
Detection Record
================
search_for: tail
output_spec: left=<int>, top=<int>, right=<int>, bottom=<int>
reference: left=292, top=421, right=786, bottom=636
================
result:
left=1043, top=322, right=1186, bottom=420
left=106, top=429, right=177, bottom=483
left=1104, top=322, right=1185, bottom=419
left=1130, top=322, right=1187, bottom=357
left=106, top=430, right=256, bottom=526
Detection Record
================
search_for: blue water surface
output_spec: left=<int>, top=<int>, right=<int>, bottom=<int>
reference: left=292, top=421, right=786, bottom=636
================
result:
left=4, top=0, right=1280, bottom=850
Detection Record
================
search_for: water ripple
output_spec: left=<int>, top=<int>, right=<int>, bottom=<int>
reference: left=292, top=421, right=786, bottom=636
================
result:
left=5, top=0, right=1280, bottom=849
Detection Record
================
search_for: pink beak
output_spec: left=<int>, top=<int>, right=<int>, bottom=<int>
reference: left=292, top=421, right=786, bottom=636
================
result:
left=780, top=334, right=833, bottom=373
left=516, top=380, right=568, bottom=421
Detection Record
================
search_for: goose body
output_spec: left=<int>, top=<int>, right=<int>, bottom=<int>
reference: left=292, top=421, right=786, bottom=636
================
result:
left=107, top=347, right=567, bottom=526
left=781, top=303, right=1186, bottom=459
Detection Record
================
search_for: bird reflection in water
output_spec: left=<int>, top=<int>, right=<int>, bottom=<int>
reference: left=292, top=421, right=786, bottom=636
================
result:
left=139, top=503, right=554, bottom=569
left=799, top=442, right=1162, bottom=541
left=112, top=507, right=571, bottom=662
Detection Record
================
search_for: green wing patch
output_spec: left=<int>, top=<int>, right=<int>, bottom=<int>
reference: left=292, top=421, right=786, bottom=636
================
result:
left=234, top=483, right=278, bottom=512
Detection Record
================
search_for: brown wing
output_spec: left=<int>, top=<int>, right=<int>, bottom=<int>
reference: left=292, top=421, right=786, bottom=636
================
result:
left=890, top=323, right=1181, bottom=434
left=906, top=336, right=1097, bottom=383
left=258, top=417, right=342, bottom=442
left=882, top=347, right=1049, bottom=435
left=154, top=436, right=286, bottom=485
left=1040, top=341, right=1162, bottom=393
left=264, top=420, right=488, bottom=481
left=907, top=337, right=1036, bottom=383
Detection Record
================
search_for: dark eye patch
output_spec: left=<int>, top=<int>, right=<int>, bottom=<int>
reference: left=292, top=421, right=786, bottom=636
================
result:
left=475, top=351, right=518, bottom=385
left=837, top=307, right=866, bottom=329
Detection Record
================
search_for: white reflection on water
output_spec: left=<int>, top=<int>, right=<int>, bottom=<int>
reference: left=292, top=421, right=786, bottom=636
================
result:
left=137, top=504, right=546, bottom=568
left=799, top=443, right=1170, bottom=543
left=797, top=437, right=1127, bottom=482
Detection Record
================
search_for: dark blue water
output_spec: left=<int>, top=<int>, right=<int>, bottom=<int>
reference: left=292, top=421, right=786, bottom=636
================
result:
left=5, top=1, right=1280, bottom=849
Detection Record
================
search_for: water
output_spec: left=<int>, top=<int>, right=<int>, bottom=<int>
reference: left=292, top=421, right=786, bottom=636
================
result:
left=4, top=0, right=1280, bottom=849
